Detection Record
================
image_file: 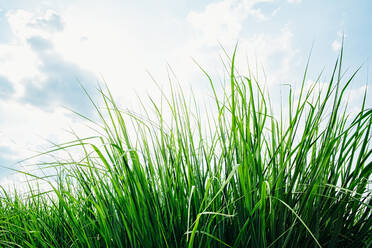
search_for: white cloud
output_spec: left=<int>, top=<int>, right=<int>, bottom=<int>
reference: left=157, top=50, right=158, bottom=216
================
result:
left=288, top=0, right=302, bottom=3
left=332, top=40, right=342, bottom=52
left=238, top=26, right=298, bottom=82
left=6, top=9, right=56, bottom=41
left=182, top=0, right=300, bottom=91
left=332, top=31, right=345, bottom=52
left=0, top=44, right=42, bottom=96
left=187, top=0, right=274, bottom=46
left=28, top=9, right=64, bottom=32
left=0, top=9, right=98, bottom=114
left=1, top=9, right=67, bottom=98
left=0, top=9, right=98, bottom=188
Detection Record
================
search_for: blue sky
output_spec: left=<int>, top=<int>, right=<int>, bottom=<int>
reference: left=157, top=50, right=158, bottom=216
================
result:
left=0, top=0, right=371, bottom=185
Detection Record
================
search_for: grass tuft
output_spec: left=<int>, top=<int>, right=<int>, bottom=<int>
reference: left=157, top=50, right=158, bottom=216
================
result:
left=0, top=47, right=371, bottom=247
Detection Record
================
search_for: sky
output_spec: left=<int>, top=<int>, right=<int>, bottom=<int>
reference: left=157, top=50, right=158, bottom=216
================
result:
left=0, top=0, right=371, bottom=187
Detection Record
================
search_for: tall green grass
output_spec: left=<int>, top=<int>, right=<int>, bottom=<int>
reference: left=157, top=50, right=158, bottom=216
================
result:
left=0, top=47, right=371, bottom=247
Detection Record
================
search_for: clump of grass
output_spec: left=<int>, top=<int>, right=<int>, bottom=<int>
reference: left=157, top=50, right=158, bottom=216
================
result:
left=0, top=46, right=371, bottom=247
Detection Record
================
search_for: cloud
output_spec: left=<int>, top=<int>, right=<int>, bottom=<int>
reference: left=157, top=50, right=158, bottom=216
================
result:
left=184, top=0, right=299, bottom=87
left=2, top=10, right=97, bottom=115
left=6, top=9, right=64, bottom=41
left=27, top=35, right=53, bottom=51
left=237, top=26, right=299, bottom=85
left=187, top=0, right=274, bottom=46
left=288, top=0, right=302, bottom=3
left=27, top=9, right=64, bottom=32
left=0, top=9, right=98, bottom=184
left=0, top=74, right=15, bottom=99
left=21, top=36, right=96, bottom=114
left=0, top=43, right=41, bottom=87
left=332, top=40, right=341, bottom=52
left=332, top=31, right=344, bottom=52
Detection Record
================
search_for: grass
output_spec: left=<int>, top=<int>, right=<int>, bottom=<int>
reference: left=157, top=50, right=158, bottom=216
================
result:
left=0, top=46, right=371, bottom=247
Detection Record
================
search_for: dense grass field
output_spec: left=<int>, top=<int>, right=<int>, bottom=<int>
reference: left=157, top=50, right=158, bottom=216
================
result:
left=0, top=48, right=371, bottom=247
